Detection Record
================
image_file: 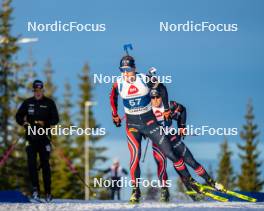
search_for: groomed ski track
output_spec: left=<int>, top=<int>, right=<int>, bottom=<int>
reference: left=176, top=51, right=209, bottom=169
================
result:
left=1, top=200, right=264, bottom=211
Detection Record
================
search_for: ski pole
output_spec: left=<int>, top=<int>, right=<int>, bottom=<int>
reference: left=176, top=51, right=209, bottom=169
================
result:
left=0, top=138, right=22, bottom=167
left=51, top=142, right=93, bottom=191
left=141, top=138, right=149, bottom=163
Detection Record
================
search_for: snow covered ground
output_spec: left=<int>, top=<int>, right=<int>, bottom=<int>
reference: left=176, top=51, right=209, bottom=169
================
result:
left=0, top=200, right=264, bottom=211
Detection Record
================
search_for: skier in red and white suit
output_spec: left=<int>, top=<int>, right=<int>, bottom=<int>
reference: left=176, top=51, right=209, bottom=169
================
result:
left=109, top=55, right=200, bottom=203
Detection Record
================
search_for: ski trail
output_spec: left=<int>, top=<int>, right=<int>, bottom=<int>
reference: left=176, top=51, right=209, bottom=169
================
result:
left=0, top=200, right=264, bottom=211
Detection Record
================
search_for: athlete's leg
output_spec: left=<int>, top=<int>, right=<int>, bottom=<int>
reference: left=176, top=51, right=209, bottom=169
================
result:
left=117, top=188, right=121, bottom=200
left=144, top=120, right=191, bottom=179
left=39, top=141, right=52, bottom=195
left=171, top=135, right=211, bottom=181
left=110, top=188, right=115, bottom=200
left=152, top=143, right=168, bottom=187
left=146, top=125, right=203, bottom=193
left=174, top=138, right=225, bottom=191
left=126, top=126, right=142, bottom=187
left=26, top=144, right=40, bottom=192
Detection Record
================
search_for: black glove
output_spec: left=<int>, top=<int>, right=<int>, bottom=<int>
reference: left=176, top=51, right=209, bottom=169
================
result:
left=23, top=122, right=30, bottom=130
left=112, top=114, right=121, bottom=127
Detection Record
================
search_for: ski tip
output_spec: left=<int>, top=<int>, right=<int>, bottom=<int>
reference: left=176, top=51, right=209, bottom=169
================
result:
left=249, top=198, right=257, bottom=203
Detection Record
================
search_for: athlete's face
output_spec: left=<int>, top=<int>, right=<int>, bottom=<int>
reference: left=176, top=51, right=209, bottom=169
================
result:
left=122, top=69, right=136, bottom=83
left=33, top=88, right=44, bottom=100
left=151, top=96, right=162, bottom=107
left=113, top=161, right=120, bottom=167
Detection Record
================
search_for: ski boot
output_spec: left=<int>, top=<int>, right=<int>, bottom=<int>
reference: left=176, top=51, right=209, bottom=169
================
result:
left=185, top=177, right=202, bottom=193
left=45, top=193, right=53, bottom=203
left=31, top=188, right=41, bottom=202
left=183, top=177, right=203, bottom=201
left=206, top=178, right=225, bottom=192
left=160, top=187, right=170, bottom=202
left=129, top=187, right=141, bottom=204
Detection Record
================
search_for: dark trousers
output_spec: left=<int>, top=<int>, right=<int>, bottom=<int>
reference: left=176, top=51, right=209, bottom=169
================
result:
left=170, top=135, right=211, bottom=181
left=126, top=111, right=191, bottom=186
left=26, top=138, right=51, bottom=194
left=153, top=134, right=211, bottom=183
left=110, top=188, right=121, bottom=200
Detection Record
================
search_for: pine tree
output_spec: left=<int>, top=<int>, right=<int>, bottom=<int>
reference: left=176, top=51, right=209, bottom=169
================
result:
left=237, top=100, right=264, bottom=191
left=43, top=59, right=56, bottom=99
left=217, top=138, right=235, bottom=189
left=52, top=80, right=81, bottom=199
left=23, top=47, right=38, bottom=96
left=9, top=60, right=32, bottom=194
left=0, top=0, right=24, bottom=190
left=76, top=63, right=108, bottom=199
left=0, top=0, right=19, bottom=150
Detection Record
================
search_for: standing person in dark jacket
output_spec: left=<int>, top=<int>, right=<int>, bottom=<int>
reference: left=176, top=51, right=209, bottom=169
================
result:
left=103, top=159, right=128, bottom=200
left=15, top=80, right=59, bottom=202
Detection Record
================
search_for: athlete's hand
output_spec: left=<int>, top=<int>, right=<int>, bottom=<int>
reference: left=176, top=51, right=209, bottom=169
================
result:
left=163, top=110, right=171, bottom=121
left=112, top=114, right=121, bottom=127
left=179, top=127, right=187, bottom=137
left=23, top=122, right=30, bottom=130
left=35, top=120, right=45, bottom=127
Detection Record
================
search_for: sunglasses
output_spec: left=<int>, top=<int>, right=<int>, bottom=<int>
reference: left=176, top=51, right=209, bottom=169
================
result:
left=119, top=67, right=135, bottom=73
left=32, top=89, right=43, bottom=93
left=151, top=96, right=161, bottom=99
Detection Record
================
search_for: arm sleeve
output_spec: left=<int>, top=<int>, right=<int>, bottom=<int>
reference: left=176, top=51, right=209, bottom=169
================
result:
left=170, top=101, right=187, bottom=127
left=109, top=82, right=119, bottom=116
left=48, top=100, right=59, bottom=125
left=103, top=168, right=111, bottom=174
left=15, top=101, right=27, bottom=126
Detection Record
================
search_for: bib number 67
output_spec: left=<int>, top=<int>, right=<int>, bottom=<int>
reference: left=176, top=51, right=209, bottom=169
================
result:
left=129, top=98, right=141, bottom=107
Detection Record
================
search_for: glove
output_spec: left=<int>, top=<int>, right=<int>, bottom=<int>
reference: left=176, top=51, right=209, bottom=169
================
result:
left=23, top=122, right=30, bottom=130
left=112, top=114, right=121, bottom=127
left=34, top=120, right=45, bottom=127
left=163, top=109, right=171, bottom=121
left=23, top=122, right=31, bottom=138
left=179, top=127, right=186, bottom=137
